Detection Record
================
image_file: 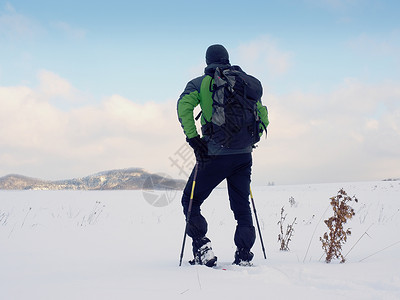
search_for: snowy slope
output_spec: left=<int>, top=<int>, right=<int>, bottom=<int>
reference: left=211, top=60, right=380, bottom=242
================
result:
left=0, top=181, right=399, bottom=300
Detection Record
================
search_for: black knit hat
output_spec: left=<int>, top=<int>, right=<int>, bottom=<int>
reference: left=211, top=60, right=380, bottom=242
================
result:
left=205, top=44, right=230, bottom=65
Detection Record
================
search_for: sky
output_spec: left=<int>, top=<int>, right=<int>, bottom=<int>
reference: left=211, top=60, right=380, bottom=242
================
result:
left=0, top=0, right=399, bottom=185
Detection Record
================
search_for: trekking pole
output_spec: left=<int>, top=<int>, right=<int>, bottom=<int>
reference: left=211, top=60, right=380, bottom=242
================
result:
left=250, top=186, right=267, bottom=259
left=179, top=163, right=199, bottom=266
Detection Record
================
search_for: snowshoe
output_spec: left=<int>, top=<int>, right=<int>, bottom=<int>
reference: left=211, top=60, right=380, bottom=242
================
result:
left=233, top=248, right=254, bottom=266
left=189, top=237, right=217, bottom=267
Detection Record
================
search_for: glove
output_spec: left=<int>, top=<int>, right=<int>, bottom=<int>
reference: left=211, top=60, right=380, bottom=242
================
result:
left=187, top=136, right=209, bottom=162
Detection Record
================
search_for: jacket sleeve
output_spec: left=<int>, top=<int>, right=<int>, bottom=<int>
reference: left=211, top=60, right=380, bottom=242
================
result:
left=177, top=77, right=202, bottom=139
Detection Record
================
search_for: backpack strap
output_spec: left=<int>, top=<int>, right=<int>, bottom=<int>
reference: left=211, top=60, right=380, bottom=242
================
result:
left=195, top=111, right=202, bottom=121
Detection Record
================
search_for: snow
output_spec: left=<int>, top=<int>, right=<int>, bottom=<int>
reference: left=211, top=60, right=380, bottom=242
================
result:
left=1, top=181, right=399, bottom=300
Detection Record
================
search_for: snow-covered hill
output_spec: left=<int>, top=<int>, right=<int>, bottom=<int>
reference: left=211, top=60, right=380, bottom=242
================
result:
left=0, top=168, right=185, bottom=190
left=0, top=181, right=399, bottom=299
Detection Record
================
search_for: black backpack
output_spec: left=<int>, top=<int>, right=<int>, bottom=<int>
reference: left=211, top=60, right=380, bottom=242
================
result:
left=202, top=66, right=265, bottom=150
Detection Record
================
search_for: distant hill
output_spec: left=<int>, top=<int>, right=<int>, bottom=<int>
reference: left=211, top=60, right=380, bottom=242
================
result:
left=0, top=168, right=186, bottom=190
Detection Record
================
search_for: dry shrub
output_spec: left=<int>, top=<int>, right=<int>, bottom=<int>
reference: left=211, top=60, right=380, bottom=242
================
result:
left=320, top=189, right=358, bottom=263
left=278, top=206, right=297, bottom=251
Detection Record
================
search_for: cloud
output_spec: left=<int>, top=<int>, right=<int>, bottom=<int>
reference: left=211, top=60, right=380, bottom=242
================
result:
left=234, top=36, right=293, bottom=78
left=305, top=0, right=360, bottom=11
left=348, top=32, right=400, bottom=59
left=1, top=4, right=87, bottom=41
left=0, top=3, right=42, bottom=39
left=303, top=0, right=361, bottom=24
left=0, top=85, right=67, bottom=150
left=36, top=70, right=89, bottom=109
left=254, top=78, right=400, bottom=184
left=0, top=70, right=399, bottom=184
left=38, top=70, right=75, bottom=98
left=51, top=21, right=87, bottom=39
left=0, top=71, right=185, bottom=179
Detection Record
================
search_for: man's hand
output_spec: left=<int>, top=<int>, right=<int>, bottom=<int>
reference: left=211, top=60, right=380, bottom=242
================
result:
left=187, top=136, right=209, bottom=162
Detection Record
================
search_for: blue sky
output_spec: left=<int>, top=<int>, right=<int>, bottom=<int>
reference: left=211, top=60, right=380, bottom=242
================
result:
left=3, top=0, right=399, bottom=100
left=1, top=0, right=399, bottom=184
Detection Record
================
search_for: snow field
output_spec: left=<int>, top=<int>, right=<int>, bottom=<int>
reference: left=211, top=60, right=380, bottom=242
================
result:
left=0, top=181, right=399, bottom=299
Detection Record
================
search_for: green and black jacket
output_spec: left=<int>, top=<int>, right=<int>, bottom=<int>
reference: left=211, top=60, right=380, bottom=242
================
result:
left=177, top=63, right=269, bottom=154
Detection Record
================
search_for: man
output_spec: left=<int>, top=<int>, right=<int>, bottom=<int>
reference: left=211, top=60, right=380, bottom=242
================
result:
left=177, top=44, right=269, bottom=267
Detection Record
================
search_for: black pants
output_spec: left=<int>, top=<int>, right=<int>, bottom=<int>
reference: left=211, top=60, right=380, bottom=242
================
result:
left=181, top=153, right=256, bottom=251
